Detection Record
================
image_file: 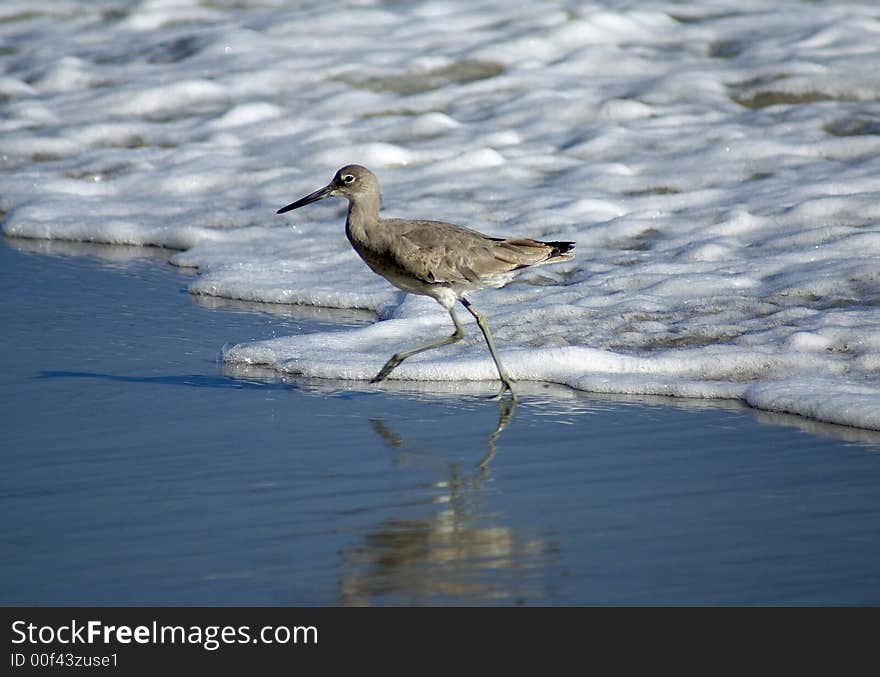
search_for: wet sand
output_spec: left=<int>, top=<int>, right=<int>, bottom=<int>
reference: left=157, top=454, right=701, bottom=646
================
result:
left=2, top=236, right=880, bottom=605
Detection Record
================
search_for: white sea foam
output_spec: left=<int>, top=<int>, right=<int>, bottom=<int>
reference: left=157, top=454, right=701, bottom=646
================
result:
left=2, top=0, right=879, bottom=429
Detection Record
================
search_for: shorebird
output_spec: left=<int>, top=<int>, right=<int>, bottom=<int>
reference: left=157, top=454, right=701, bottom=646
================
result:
left=277, top=164, right=574, bottom=399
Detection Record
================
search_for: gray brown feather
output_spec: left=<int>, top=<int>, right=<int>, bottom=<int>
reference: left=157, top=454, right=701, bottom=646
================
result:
left=375, top=218, right=573, bottom=286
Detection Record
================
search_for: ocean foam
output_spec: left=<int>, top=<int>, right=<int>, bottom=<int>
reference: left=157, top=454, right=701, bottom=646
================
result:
left=2, top=0, right=879, bottom=430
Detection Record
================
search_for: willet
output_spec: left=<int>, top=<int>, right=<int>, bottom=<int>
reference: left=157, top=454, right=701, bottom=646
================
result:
left=277, top=164, right=574, bottom=399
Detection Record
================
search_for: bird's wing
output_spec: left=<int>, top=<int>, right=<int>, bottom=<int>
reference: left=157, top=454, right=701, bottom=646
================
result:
left=386, top=219, right=514, bottom=284
left=389, top=220, right=567, bottom=284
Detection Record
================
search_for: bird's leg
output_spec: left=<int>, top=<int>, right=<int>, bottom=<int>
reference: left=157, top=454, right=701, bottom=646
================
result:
left=371, top=308, right=465, bottom=384
left=460, top=298, right=516, bottom=400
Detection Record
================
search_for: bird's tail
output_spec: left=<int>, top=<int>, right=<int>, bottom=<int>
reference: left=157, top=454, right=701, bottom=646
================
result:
left=544, top=240, right=575, bottom=262
left=494, top=238, right=576, bottom=268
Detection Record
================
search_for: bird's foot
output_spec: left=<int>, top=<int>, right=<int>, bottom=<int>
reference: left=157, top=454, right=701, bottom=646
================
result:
left=370, top=356, right=402, bottom=384
left=487, top=378, right=517, bottom=401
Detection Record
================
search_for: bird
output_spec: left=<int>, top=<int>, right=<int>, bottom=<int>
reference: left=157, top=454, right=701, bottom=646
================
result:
left=277, top=164, right=574, bottom=399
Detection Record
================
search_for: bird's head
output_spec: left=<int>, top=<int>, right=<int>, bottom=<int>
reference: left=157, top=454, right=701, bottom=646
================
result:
left=277, top=164, right=380, bottom=214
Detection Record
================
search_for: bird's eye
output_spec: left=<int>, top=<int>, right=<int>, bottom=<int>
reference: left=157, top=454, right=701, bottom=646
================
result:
left=342, top=174, right=355, bottom=184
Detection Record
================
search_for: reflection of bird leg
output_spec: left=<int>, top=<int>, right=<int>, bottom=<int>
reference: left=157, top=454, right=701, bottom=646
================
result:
left=369, top=396, right=515, bottom=471
left=370, top=419, right=405, bottom=449
left=477, top=396, right=517, bottom=470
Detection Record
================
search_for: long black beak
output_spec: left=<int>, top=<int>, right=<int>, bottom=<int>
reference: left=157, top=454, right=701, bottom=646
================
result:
left=277, top=184, right=334, bottom=214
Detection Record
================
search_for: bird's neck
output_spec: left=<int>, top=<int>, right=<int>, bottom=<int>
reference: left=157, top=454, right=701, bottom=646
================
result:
left=345, top=193, right=381, bottom=243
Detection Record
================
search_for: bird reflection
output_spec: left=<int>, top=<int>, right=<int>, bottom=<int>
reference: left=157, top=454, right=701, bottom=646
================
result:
left=371, top=396, right=516, bottom=470
left=478, top=396, right=515, bottom=469
left=338, top=398, right=557, bottom=605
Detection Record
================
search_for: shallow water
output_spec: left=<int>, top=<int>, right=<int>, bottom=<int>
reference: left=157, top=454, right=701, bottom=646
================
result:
left=2, top=236, right=880, bottom=605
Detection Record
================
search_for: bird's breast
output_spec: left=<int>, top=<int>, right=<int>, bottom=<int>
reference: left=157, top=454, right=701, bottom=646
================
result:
left=345, top=227, right=425, bottom=292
